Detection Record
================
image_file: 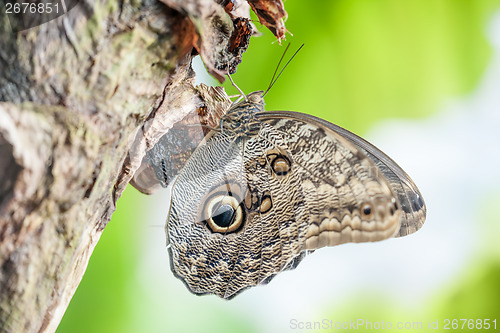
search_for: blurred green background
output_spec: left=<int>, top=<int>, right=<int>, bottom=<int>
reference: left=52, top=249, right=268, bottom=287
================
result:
left=58, top=1, right=500, bottom=332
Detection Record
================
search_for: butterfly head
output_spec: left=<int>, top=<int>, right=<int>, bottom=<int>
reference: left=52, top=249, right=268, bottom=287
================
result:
left=220, top=91, right=265, bottom=136
left=229, top=90, right=265, bottom=112
left=246, top=90, right=264, bottom=104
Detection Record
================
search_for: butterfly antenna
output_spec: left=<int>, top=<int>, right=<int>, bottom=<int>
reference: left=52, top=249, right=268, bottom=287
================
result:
left=265, top=43, right=291, bottom=94
left=227, top=73, right=247, bottom=100
left=263, top=43, right=304, bottom=97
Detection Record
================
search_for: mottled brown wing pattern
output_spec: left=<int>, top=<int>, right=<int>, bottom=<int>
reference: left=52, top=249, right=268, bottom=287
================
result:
left=165, top=91, right=426, bottom=299
left=167, top=124, right=309, bottom=298
left=167, top=114, right=404, bottom=298
left=261, top=111, right=427, bottom=237
left=167, top=132, right=244, bottom=297
left=259, top=116, right=401, bottom=250
left=227, top=124, right=309, bottom=296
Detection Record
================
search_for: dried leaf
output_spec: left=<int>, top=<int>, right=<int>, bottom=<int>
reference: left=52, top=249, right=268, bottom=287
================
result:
left=161, top=0, right=252, bottom=81
left=247, top=0, right=288, bottom=43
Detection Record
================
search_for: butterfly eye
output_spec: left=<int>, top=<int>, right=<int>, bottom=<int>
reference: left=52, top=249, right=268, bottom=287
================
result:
left=205, top=195, right=244, bottom=233
left=247, top=92, right=264, bottom=104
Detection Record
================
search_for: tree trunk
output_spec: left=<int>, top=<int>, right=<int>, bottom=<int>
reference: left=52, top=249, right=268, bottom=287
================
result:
left=0, top=0, right=286, bottom=332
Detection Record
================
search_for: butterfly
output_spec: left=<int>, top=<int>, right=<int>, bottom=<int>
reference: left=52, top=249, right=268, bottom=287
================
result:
left=132, top=87, right=426, bottom=299
left=132, top=47, right=426, bottom=299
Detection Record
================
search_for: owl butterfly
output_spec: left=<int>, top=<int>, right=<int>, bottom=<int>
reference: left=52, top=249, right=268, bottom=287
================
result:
left=133, top=54, right=426, bottom=300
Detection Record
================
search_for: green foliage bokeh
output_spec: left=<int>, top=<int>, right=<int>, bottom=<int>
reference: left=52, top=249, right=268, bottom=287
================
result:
left=226, top=0, right=498, bottom=133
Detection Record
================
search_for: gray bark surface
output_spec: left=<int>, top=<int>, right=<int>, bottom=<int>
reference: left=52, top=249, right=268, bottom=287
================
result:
left=0, top=0, right=285, bottom=331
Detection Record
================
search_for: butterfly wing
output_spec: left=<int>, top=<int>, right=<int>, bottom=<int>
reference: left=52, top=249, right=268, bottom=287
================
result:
left=167, top=128, right=309, bottom=299
left=258, top=111, right=426, bottom=237
left=255, top=114, right=402, bottom=251
left=131, top=123, right=208, bottom=194
left=168, top=110, right=409, bottom=298
left=166, top=130, right=245, bottom=298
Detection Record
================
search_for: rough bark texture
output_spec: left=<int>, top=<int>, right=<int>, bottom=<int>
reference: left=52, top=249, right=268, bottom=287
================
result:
left=0, top=0, right=286, bottom=332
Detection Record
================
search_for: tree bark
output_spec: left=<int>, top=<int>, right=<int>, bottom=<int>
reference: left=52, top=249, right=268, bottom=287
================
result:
left=0, top=0, right=286, bottom=332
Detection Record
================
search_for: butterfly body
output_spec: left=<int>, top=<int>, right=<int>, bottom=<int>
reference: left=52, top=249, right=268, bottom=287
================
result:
left=165, top=90, right=425, bottom=299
